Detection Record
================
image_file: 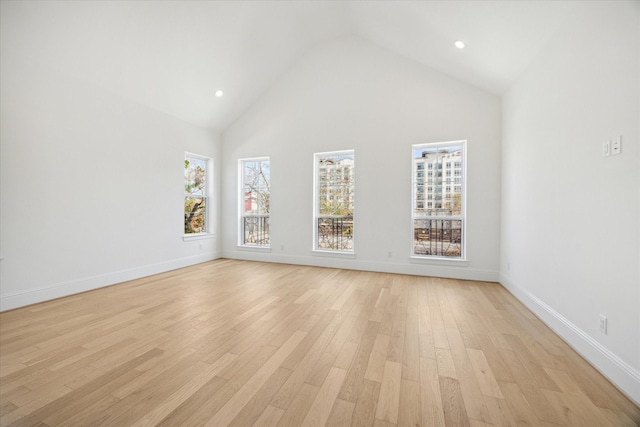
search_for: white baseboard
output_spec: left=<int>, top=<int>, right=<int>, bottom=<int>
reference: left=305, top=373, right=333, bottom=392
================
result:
left=223, top=250, right=499, bottom=282
left=0, top=252, right=220, bottom=311
left=499, top=272, right=640, bottom=405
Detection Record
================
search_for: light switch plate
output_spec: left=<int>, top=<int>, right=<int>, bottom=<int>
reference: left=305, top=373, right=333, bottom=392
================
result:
left=612, top=137, right=621, bottom=155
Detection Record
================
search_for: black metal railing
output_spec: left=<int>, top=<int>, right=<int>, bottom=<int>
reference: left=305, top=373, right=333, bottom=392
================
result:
left=242, top=215, right=270, bottom=246
left=317, top=216, right=353, bottom=251
left=413, top=219, right=462, bottom=257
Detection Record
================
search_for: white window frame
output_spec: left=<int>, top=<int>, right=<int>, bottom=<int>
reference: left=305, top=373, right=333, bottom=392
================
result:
left=411, top=141, right=466, bottom=260
left=313, top=150, right=355, bottom=254
left=238, top=157, right=270, bottom=248
left=183, top=152, right=214, bottom=241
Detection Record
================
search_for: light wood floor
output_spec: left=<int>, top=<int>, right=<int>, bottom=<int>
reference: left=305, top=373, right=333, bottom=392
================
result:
left=1, top=259, right=638, bottom=427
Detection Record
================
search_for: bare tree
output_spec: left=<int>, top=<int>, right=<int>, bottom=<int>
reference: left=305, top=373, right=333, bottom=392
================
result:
left=243, top=161, right=270, bottom=214
left=184, top=158, right=206, bottom=233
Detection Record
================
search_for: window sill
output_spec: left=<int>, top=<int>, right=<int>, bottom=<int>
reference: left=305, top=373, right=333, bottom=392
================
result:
left=237, top=245, right=271, bottom=252
left=410, top=256, right=468, bottom=267
left=183, top=233, right=215, bottom=242
left=312, top=250, right=356, bottom=259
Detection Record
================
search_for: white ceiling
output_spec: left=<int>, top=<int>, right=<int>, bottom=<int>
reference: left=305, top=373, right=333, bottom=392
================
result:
left=1, top=1, right=577, bottom=133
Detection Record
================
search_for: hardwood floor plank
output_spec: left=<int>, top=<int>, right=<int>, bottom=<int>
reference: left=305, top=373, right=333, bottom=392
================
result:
left=131, top=352, right=237, bottom=426
left=498, top=349, right=564, bottom=425
left=334, top=341, right=359, bottom=371
left=473, top=333, right=514, bottom=383
left=276, top=383, right=320, bottom=427
left=204, top=330, right=307, bottom=426
left=154, top=376, right=229, bottom=426
left=419, top=357, right=446, bottom=427
left=228, top=367, right=292, bottom=427
left=301, top=367, right=348, bottom=427
left=306, top=352, right=335, bottom=387
left=326, top=397, right=355, bottom=427
left=401, top=312, right=420, bottom=382
left=338, top=320, right=379, bottom=403
left=25, top=348, right=161, bottom=426
left=253, top=404, right=286, bottom=427
left=375, top=361, right=402, bottom=424
left=397, top=379, right=420, bottom=427
left=364, top=333, right=390, bottom=383
left=482, top=395, right=517, bottom=427
left=466, top=348, right=503, bottom=399
left=445, top=327, right=492, bottom=423
left=439, top=376, right=470, bottom=427
left=350, top=378, right=381, bottom=427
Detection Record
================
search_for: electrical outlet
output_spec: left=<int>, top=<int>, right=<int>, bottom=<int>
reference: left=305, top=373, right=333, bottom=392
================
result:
left=599, top=315, right=607, bottom=334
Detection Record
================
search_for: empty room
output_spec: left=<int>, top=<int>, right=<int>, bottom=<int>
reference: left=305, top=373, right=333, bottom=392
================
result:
left=1, top=1, right=638, bottom=426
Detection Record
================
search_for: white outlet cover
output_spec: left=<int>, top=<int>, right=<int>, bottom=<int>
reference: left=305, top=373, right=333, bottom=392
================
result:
left=599, top=315, right=608, bottom=334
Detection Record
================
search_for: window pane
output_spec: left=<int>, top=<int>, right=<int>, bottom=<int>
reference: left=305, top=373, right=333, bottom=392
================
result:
left=242, top=160, right=270, bottom=215
left=240, top=158, right=270, bottom=247
left=185, top=196, right=206, bottom=234
left=412, top=142, right=465, bottom=258
left=413, top=145, right=463, bottom=216
left=243, top=216, right=270, bottom=245
left=318, top=154, right=354, bottom=216
left=413, top=219, right=462, bottom=257
left=185, top=157, right=207, bottom=196
left=315, top=151, right=354, bottom=252
left=317, top=216, right=353, bottom=251
left=184, top=154, right=209, bottom=235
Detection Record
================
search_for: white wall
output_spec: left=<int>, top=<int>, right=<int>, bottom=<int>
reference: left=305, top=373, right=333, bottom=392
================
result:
left=222, top=36, right=501, bottom=281
left=501, top=1, right=639, bottom=402
left=0, top=49, right=221, bottom=311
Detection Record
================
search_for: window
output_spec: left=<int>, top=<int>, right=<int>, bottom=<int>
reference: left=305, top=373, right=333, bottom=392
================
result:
left=314, top=150, right=354, bottom=252
left=239, top=158, right=270, bottom=246
left=184, top=153, right=213, bottom=235
left=412, top=141, right=465, bottom=258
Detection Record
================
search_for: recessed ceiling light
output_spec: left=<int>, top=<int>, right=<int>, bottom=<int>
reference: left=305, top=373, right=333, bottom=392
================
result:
left=215, top=90, right=224, bottom=97
left=454, top=40, right=465, bottom=49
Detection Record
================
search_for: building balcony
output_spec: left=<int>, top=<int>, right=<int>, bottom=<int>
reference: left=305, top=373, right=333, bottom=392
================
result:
left=242, top=215, right=270, bottom=246
left=317, top=216, right=353, bottom=251
left=413, top=218, right=462, bottom=257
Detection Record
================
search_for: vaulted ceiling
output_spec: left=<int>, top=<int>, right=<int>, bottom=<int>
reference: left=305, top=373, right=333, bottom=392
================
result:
left=1, top=1, right=577, bottom=132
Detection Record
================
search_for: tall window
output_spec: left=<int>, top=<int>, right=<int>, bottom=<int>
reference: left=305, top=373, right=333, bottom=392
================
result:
left=184, top=153, right=212, bottom=235
left=239, top=158, right=270, bottom=246
left=412, top=141, right=465, bottom=258
left=314, top=150, right=354, bottom=252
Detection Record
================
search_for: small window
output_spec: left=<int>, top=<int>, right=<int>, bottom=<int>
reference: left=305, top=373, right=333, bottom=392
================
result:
left=314, top=150, right=354, bottom=253
left=412, top=141, right=465, bottom=259
left=239, top=158, right=270, bottom=247
left=184, top=153, right=213, bottom=235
